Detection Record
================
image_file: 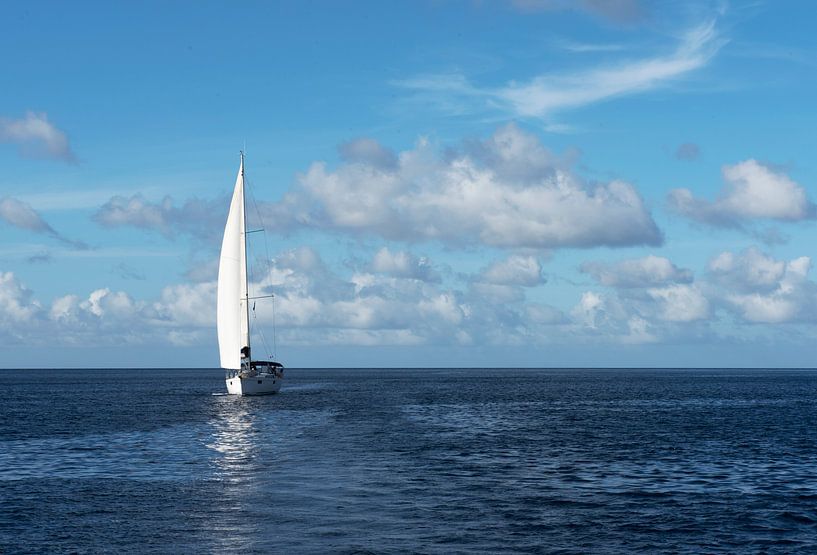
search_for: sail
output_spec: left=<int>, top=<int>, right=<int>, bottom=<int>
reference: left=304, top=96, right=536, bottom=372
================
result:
left=217, top=157, right=249, bottom=369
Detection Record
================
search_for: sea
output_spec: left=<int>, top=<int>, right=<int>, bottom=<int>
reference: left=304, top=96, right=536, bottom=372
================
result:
left=1, top=368, right=816, bottom=554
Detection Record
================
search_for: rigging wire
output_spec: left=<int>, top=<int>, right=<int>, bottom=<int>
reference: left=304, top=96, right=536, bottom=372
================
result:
left=245, top=173, right=278, bottom=360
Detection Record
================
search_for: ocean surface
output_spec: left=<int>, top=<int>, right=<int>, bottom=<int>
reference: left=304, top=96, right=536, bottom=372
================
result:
left=1, top=368, right=816, bottom=554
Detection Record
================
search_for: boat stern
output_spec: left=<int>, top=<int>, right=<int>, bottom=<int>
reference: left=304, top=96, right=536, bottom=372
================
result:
left=225, top=373, right=282, bottom=395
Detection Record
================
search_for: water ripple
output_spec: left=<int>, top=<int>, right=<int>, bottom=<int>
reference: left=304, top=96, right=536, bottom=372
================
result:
left=1, top=368, right=817, bottom=553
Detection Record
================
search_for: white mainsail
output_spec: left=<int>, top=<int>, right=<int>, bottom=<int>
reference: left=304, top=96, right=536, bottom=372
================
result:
left=217, top=156, right=250, bottom=369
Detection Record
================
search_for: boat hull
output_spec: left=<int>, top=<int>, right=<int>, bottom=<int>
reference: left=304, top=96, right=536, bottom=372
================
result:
left=225, top=373, right=283, bottom=395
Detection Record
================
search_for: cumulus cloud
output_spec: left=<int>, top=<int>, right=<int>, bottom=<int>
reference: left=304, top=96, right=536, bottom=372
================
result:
left=708, top=247, right=785, bottom=293
left=243, top=248, right=469, bottom=344
left=571, top=252, right=710, bottom=343
left=263, top=124, right=662, bottom=249
left=581, top=255, right=693, bottom=288
left=0, top=111, right=76, bottom=162
left=525, top=303, right=568, bottom=325
left=0, top=196, right=87, bottom=249
left=5, top=274, right=217, bottom=347
left=581, top=276, right=707, bottom=321
left=93, top=194, right=226, bottom=242
left=0, top=272, right=42, bottom=326
left=16, top=244, right=817, bottom=355
left=669, top=159, right=816, bottom=227
left=370, top=247, right=439, bottom=282
left=397, top=20, right=722, bottom=120
left=571, top=291, right=608, bottom=330
left=706, top=248, right=817, bottom=323
left=569, top=247, right=817, bottom=339
left=0, top=243, right=558, bottom=352
left=568, top=282, right=709, bottom=344
left=646, top=284, right=709, bottom=322
left=462, top=123, right=576, bottom=183
left=479, top=254, right=544, bottom=286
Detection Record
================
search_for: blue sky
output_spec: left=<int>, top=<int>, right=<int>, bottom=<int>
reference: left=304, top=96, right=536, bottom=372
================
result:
left=2, top=0, right=817, bottom=368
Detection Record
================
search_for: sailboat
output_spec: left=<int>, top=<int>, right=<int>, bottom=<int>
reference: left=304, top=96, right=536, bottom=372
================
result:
left=217, top=152, right=284, bottom=395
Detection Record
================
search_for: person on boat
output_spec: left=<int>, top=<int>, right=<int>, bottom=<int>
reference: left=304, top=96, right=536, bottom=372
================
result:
left=240, top=346, right=255, bottom=377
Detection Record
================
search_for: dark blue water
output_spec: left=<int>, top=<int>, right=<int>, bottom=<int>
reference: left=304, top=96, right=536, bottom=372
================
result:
left=1, top=368, right=817, bottom=553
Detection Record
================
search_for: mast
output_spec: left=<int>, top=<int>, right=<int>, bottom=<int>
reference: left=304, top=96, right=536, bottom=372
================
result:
left=240, top=151, right=251, bottom=364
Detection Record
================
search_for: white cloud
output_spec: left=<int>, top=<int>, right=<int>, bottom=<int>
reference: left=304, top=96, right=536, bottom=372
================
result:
left=646, top=284, right=709, bottom=322
left=249, top=249, right=470, bottom=344
left=81, top=288, right=138, bottom=319
left=370, top=247, right=439, bottom=282
left=470, top=282, right=527, bottom=304
left=0, top=111, right=75, bottom=162
left=525, top=303, right=567, bottom=325
left=707, top=248, right=817, bottom=323
left=0, top=270, right=217, bottom=348
left=93, top=194, right=226, bottom=242
left=49, top=294, right=80, bottom=323
left=14, top=243, right=817, bottom=355
left=94, top=195, right=174, bottom=235
left=479, top=254, right=544, bottom=286
left=572, top=291, right=605, bottom=329
left=500, top=22, right=720, bottom=118
left=707, top=247, right=785, bottom=292
left=0, top=247, right=549, bottom=351
left=567, top=283, right=709, bottom=344
left=622, top=316, right=657, bottom=344
left=581, top=255, right=693, bottom=288
left=566, top=248, right=817, bottom=340
left=0, top=272, right=42, bottom=325
left=397, top=20, right=722, bottom=120
left=0, top=197, right=56, bottom=234
left=570, top=253, right=709, bottom=342
left=669, top=159, right=816, bottom=227
left=0, top=196, right=87, bottom=249
left=151, top=282, right=217, bottom=328
left=263, top=124, right=662, bottom=249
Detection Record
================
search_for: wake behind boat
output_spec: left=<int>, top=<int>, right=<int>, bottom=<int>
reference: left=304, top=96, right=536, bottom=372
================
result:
left=217, top=152, right=284, bottom=395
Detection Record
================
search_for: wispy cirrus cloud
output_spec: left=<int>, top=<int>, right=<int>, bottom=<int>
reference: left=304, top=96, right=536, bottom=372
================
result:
left=0, top=197, right=87, bottom=249
left=555, top=39, right=626, bottom=53
left=396, top=20, right=723, bottom=121
left=0, top=111, right=76, bottom=162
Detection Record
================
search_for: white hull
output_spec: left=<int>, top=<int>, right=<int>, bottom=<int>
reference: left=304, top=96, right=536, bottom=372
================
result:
left=226, top=373, right=283, bottom=395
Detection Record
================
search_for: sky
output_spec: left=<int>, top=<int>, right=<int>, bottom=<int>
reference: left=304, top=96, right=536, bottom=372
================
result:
left=1, top=0, right=816, bottom=368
